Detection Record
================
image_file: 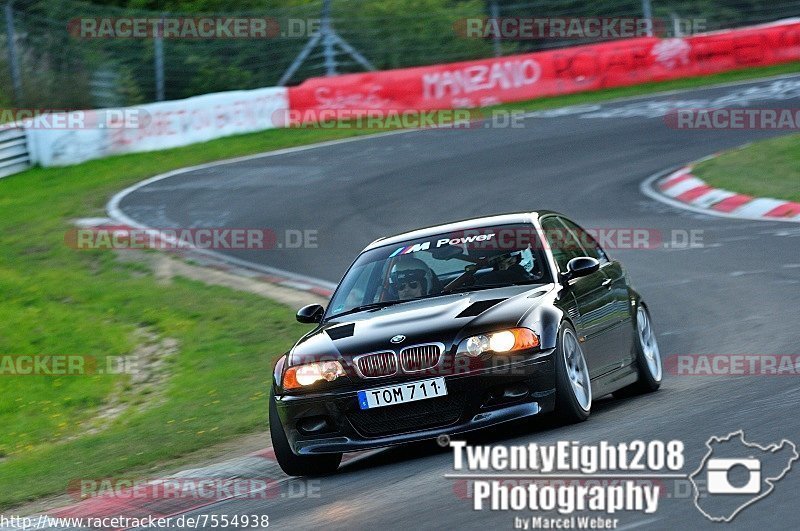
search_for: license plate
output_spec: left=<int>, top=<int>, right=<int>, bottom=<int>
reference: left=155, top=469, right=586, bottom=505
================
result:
left=357, top=377, right=447, bottom=410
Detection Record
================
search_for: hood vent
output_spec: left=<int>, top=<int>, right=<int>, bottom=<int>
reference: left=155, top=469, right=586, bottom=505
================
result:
left=456, top=299, right=506, bottom=318
left=326, top=323, right=355, bottom=340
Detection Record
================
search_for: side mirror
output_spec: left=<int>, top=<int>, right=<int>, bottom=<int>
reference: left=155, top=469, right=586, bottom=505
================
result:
left=563, top=257, right=600, bottom=282
left=296, top=304, right=325, bottom=324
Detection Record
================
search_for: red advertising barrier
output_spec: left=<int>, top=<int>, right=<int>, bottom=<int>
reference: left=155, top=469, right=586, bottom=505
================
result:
left=288, top=20, right=800, bottom=119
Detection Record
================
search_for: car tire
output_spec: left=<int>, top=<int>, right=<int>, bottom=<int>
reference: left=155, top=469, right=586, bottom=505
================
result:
left=613, top=305, right=662, bottom=398
left=269, top=394, right=342, bottom=477
left=554, top=321, right=591, bottom=423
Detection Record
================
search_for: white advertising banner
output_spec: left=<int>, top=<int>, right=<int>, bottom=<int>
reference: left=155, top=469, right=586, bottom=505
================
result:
left=27, top=86, right=288, bottom=167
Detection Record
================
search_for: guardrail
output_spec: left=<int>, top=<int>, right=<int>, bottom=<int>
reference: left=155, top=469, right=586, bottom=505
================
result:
left=0, top=124, right=31, bottom=178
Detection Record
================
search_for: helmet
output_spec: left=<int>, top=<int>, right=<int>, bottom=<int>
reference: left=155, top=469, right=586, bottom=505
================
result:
left=390, top=257, right=435, bottom=295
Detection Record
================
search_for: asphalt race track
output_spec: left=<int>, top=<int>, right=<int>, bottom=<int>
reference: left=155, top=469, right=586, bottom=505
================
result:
left=116, top=75, right=800, bottom=530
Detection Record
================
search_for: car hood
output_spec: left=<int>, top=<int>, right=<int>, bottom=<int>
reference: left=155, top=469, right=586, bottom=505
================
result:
left=289, top=284, right=554, bottom=366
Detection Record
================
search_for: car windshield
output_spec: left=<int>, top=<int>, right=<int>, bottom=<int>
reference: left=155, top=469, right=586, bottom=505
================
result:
left=326, top=224, right=552, bottom=319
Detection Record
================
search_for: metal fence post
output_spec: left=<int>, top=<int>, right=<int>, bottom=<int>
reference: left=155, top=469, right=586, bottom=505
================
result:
left=321, top=0, right=336, bottom=76
left=279, top=0, right=373, bottom=85
left=490, top=0, right=501, bottom=57
left=4, top=1, right=24, bottom=105
left=154, top=14, right=165, bottom=101
left=641, top=0, right=654, bottom=37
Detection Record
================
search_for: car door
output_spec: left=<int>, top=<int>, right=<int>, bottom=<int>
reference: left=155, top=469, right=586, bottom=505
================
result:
left=558, top=217, right=635, bottom=372
left=540, top=216, right=616, bottom=379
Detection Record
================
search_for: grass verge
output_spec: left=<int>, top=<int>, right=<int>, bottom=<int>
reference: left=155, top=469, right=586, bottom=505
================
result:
left=2, top=60, right=800, bottom=510
left=692, top=134, right=800, bottom=202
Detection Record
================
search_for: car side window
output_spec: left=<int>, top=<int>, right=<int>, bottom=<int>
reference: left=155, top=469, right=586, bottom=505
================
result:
left=558, top=217, right=609, bottom=263
left=331, top=261, right=380, bottom=312
left=540, top=217, right=586, bottom=273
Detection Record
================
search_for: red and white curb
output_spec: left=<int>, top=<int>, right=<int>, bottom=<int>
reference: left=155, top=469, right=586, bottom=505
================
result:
left=642, top=165, right=800, bottom=223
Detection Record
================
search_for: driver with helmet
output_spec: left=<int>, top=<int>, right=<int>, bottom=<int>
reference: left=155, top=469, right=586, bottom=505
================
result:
left=390, top=257, right=438, bottom=300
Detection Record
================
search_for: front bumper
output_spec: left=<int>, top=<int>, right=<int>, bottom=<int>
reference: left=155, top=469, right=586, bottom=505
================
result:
left=273, top=349, right=556, bottom=455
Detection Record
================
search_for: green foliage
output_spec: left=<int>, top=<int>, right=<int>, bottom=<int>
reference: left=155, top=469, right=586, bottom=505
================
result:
left=332, top=0, right=492, bottom=72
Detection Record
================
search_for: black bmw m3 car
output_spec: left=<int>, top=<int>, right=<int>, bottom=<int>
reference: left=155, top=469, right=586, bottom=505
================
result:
left=270, top=212, right=663, bottom=476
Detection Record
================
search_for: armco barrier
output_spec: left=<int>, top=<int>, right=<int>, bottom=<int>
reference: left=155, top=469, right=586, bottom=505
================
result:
left=288, top=19, right=800, bottom=117
left=0, top=124, right=31, bottom=179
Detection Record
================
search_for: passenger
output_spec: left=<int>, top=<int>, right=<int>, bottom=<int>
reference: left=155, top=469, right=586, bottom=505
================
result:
left=479, top=252, right=532, bottom=285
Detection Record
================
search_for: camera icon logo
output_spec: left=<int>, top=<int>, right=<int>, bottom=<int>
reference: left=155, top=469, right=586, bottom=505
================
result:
left=706, top=458, right=761, bottom=495
left=690, top=431, right=798, bottom=522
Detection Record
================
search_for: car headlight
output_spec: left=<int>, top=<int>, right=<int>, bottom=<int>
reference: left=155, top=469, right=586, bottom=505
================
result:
left=283, top=361, right=346, bottom=390
left=457, top=328, right=540, bottom=357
